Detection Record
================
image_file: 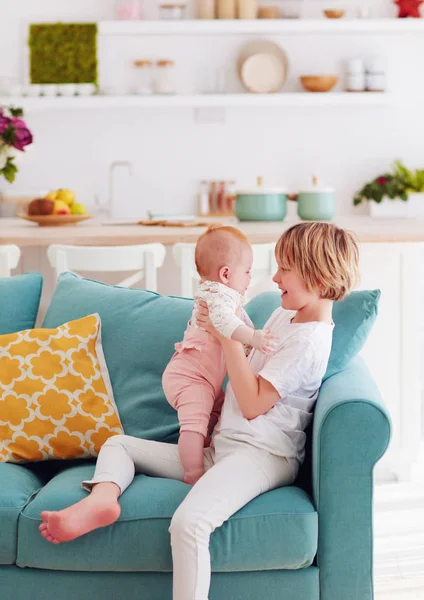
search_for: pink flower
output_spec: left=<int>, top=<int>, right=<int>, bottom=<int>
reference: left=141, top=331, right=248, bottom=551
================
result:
left=0, top=115, right=11, bottom=135
left=10, top=117, right=33, bottom=151
left=377, top=177, right=387, bottom=186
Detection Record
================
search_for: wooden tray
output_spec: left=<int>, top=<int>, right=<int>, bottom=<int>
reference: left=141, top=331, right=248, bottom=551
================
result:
left=138, top=219, right=218, bottom=227
left=19, top=213, right=94, bottom=227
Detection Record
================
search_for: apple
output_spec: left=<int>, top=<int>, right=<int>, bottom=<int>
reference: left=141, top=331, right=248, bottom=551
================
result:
left=27, top=198, right=55, bottom=216
left=53, top=200, right=71, bottom=215
left=70, top=202, right=87, bottom=215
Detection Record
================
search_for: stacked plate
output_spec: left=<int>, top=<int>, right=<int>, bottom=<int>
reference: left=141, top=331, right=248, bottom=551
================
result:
left=238, top=40, right=289, bottom=94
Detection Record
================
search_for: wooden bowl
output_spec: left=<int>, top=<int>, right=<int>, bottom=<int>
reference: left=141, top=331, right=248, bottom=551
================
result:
left=323, top=9, right=345, bottom=18
left=300, top=75, right=338, bottom=93
left=18, top=213, right=93, bottom=227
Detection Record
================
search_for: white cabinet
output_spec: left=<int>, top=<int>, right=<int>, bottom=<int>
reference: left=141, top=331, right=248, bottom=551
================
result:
left=358, top=243, right=423, bottom=481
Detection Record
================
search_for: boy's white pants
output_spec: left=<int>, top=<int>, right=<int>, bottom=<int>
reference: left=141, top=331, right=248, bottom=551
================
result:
left=83, top=434, right=297, bottom=600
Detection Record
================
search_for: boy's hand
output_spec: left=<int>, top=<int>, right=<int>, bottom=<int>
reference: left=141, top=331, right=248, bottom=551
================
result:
left=251, top=329, right=279, bottom=355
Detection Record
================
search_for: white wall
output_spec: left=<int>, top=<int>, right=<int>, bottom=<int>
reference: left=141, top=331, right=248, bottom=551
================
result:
left=1, top=0, right=424, bottom=218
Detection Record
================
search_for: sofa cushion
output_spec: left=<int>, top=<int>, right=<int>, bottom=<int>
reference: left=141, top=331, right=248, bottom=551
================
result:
left=0, top=463, right=43, bottom=564
left=0, top=314, right=123, bottom=464
left=0, top=273, right=42, bottom=335
left=246, top=289, right=380, bottom=380
left=18, top=463, right=317, bottom=572
left=43, top=273, right=191, bottom=443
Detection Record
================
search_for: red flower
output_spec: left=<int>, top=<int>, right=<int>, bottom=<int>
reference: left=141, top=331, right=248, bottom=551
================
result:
left=10, top=117, right=33, bottom=151
left=377, top=177, right=387, bottom=186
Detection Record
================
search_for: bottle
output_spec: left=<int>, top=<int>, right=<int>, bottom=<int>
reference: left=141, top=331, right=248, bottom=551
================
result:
left=217, top=181, right=227, bottom=213
left=217, top=0, right=236, bottom=19
left=209, top=181, right=218, bottom=214
left=198, top=181, right=210, bottom=216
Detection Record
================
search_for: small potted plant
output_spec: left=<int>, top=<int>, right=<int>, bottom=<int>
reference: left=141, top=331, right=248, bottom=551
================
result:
left=354, top=160, right=424, bottom=217
left=0, top=106, right=33, bottom=184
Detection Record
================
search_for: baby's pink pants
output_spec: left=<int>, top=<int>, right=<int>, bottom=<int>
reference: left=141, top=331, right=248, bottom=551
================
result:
left=162, top=325, right=226, bottom=439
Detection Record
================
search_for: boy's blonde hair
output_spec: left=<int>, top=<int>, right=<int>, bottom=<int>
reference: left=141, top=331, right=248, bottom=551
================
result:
left=275, top=222, right=360, bottom=301
left=195, top=224, right=250, bottom=278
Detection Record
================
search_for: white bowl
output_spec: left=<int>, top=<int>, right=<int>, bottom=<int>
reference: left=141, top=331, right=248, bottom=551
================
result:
left=25, top=84, right=42, bottom=97
left=77, top=83, right=96, bottom=96
left=58, top=84, right=77, bottom=97
left=41, top=84, right=58, bottom=97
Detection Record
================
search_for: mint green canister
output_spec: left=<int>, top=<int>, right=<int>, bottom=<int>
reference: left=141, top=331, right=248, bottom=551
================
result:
left=236, top=177, right=287, bottom=222
left=294, top=176, right=335, bottom=221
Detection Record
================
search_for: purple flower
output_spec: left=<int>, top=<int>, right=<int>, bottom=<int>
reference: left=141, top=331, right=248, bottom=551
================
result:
left=10, top=117, right=33, bottom=151
left=0, top=115, right=11, bottom=135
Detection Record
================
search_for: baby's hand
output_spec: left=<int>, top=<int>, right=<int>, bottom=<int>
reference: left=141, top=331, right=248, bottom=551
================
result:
left=251, top=329, right=279, bottom=354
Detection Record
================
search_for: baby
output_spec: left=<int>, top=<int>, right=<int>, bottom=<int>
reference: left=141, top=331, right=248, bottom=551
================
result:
left=162, top=224, right=277, bottom=485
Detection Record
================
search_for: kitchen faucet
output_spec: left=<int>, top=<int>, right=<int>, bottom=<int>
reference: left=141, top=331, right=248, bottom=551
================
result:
left=96, top=161, right=134, bottom=219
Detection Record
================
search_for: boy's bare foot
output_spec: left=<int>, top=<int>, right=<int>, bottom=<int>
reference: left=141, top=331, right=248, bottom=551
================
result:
left=39, top=482, right=121, bottom=544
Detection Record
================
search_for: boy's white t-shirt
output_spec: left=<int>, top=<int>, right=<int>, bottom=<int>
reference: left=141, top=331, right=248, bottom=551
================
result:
left=213, top=307, right=334, bottom=463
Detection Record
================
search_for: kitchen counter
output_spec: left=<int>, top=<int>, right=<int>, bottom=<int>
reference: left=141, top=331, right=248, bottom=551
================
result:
left=1, top=217, right=424, bottom=247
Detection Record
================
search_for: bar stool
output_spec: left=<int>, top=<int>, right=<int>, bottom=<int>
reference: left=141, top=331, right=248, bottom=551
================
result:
left=172, top=242, right=278, bottom=299
left=0, top=245, right=21, bottom=277
left=47, top=244, right=166, bottom=291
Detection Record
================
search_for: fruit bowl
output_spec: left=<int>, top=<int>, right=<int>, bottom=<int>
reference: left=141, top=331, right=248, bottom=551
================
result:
left=18, top=213, right=93, bottom=227
left=300, top=75, right=338, bottom=93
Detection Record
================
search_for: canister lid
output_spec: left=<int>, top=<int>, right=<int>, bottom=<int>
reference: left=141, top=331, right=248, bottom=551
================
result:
left=237, top=175, right=286, bottom=195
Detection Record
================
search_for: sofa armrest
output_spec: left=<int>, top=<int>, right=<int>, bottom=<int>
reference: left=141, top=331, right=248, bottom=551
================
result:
left=312, top=356, right=391, bottom=600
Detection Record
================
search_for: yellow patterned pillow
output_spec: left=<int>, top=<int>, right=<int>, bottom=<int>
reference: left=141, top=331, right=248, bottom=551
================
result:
left=0, top=313, right=123, bottom=463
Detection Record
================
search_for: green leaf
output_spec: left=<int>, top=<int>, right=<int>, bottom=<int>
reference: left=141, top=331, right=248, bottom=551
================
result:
left=1, top=157, right=18, bottom=183
left=8, top=106, right=24, bottom=118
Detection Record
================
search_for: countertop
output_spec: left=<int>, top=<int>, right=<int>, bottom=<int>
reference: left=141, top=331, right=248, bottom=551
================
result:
left=1, top=217, right=424, bottom=247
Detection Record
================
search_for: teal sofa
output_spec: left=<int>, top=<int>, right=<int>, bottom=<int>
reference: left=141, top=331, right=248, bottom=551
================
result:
left=0, top=273, right=391, bottom=600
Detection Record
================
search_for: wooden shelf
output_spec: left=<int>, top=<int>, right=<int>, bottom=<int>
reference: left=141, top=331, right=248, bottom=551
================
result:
left=98, top=18, right=424, bottom=36
left=0, top=93, right=393, bottom=111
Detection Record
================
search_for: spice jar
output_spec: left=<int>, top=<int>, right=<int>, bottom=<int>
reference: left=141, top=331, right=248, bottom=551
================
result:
left=365, top=57, right=386, bottom=92
left=115, top=0, right=142, bottom=20
left=197, top=0, right=215, bottom=18
left=159, top=3, right=186, bottom=19
left=238, top=0, right=257, bottom=19
left=134, top=60, right=153, bottom=95
left=155, top=60, right=176, bottom=94
left=217, top=0, right=236, bottom=19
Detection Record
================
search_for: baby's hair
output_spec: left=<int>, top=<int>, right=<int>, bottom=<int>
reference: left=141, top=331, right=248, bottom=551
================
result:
left=275, top=222, right=360, bottom=301
left=195, top=224, right=250, bottom=278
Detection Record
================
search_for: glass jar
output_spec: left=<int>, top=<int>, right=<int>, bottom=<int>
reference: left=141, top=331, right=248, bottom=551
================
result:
left=159, top=3, right=186, bottom=19
left=155, top=60, right=176, bottom=94
left=115, top=0, right=142, bottom=20
left=134, top=60, right=153, bottom=95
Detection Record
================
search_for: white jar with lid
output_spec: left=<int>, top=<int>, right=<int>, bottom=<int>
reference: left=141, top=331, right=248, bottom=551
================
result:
left=134, top=60, right=153, bottom=95
left=154, top=60, right=176, bottom=94
left=365, top=57, right=386, bottom=92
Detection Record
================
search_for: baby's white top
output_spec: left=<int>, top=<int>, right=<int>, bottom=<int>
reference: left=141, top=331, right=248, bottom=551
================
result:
left=191, top=280, right=253, bottom=338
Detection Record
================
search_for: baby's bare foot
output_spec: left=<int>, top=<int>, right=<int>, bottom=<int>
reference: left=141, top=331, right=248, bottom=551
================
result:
left=39, top=484, right=121, bottom=543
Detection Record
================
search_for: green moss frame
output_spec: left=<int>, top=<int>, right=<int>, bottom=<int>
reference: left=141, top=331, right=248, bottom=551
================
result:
left=29, top=23, right=98, bottom=84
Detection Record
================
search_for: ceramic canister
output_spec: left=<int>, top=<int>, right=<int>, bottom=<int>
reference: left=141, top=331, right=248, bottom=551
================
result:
left=235, top=176, right=287, bottom=221
left=294, top=177, right=335, bottom=221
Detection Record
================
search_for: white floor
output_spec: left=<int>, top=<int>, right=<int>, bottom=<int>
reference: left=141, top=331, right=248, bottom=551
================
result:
left=374, top=458, right=424, bottom=600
